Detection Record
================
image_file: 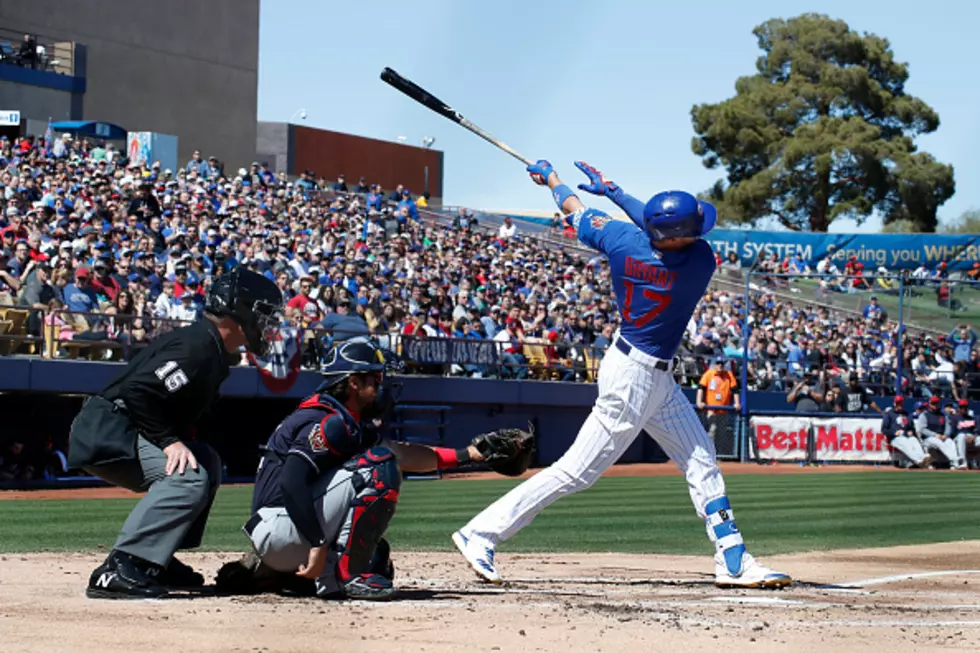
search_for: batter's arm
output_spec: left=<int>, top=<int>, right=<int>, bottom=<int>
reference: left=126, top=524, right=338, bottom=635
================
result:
left=540, top=168, right=586, bottom=215
left=571, top=161, right=646, bottom=227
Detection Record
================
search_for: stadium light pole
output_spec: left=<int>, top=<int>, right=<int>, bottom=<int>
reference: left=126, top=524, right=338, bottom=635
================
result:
left=421, top=137, right=435, bottom=196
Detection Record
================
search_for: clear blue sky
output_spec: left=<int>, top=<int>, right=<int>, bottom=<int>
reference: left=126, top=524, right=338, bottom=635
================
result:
left=257, top=0, right=979, bottom=233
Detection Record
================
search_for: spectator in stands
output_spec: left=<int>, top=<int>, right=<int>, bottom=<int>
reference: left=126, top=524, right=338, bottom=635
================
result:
left=7, top=239, right=31, bottom=278
left=17, top=34, right=37, bottom=69
left=968, top=262, right=980, bottom=282
left=544, top=329, right=576, bottom=382
left=592, top=323, right=614, bottom=351
left=862, top=296, right=887, bottom=324
left=497, top=216, right=517, bottom=240
left=185, top=150, right=210, bottom=177
left=172, top=291, right=200, bottom=322
left=331, top=174, right=348, bottom=192
left=91, top=257, right=121, bottom=303
left=836, top=372, right=882, bottom=414
left=720, top=251, right=742, bottom=279
left=697, top=356, right=740, bottom=442
left=787, top=370, right=826, bottom=412
left=64, top=267, right=99, bottom=319
left=18, top=260, right=55, bottom=334
left=949, top=324, right=978, bottom=362
left=494, top=317, right=528, bottom=379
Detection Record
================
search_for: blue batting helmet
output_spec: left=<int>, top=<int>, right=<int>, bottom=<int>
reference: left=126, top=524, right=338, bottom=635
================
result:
left=642, top=191, right=717, bottom=241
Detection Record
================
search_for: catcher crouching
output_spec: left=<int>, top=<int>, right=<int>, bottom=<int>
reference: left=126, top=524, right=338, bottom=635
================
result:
left=216, top=337, right=533, bottom=601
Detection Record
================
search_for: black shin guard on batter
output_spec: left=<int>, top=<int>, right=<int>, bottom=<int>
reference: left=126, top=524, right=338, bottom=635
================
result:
left=316, top=447, right=401, bottom=597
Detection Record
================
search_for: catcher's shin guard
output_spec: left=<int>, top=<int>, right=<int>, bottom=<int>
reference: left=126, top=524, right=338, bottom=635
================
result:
left=316, top=447, right=401, bottom=599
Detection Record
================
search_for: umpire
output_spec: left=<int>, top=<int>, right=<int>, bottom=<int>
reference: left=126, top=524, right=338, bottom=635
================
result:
left=68, top=268, right=284, bottom=599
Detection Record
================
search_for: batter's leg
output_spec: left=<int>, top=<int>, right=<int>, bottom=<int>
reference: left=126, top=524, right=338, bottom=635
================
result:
left=454, top=349, right=659, bottom=581
left=642, top=383, right=790, bottom=588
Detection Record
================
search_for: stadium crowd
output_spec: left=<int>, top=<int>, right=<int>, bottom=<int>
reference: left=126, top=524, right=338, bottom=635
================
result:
left=0, top=132, right=977, bottom=404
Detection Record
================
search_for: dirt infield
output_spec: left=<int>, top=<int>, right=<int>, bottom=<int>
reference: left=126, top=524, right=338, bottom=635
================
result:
left=0, top=462, right=897, bottom=500
left=2, top=542, right=979, bottom=652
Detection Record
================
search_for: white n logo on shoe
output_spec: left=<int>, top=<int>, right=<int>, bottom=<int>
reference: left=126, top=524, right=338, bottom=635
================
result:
left=95, top=572, right=117, bottom=588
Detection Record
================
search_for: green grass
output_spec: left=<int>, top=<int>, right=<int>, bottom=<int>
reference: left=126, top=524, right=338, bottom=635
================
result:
left=1, top=473, right=977, bottom=556
left=792, top=279, right=980, bottom=333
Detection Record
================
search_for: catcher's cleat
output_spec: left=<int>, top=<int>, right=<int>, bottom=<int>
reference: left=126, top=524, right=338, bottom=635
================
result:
left=452, top=530, right=502, bottom=584
left=157, top=556, right=204, bottom=588
left=86, top=550, right=168, bottom=600
left=341, top=573, right=397, bottom=601
left=714, top=552, right=791, bottom=589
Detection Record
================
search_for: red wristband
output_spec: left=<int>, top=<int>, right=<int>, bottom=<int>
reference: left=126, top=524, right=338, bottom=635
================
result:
left=434, top=447, right=459, bottom=470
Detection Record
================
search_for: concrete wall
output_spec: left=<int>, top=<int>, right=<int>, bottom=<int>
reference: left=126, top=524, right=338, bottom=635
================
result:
left=0, top=0, right=259, bottom=169
left=255, top=121, right=290, bottom=174
left=0, top=79, right=74, bottom=121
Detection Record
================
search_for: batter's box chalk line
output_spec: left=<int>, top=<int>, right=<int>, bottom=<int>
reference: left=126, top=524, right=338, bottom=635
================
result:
left=841, top=569, right=980, bottom=588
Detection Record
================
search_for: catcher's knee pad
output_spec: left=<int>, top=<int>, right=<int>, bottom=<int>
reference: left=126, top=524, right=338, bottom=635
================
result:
left=337, top=447, right=401, bottom=582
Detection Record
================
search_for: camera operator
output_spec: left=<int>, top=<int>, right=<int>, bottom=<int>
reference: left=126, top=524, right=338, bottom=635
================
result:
left=786, top=370, right=826, bottom=413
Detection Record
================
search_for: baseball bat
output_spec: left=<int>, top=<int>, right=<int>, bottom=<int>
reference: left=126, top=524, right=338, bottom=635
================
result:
left=380, top=67, right=533, bottom=166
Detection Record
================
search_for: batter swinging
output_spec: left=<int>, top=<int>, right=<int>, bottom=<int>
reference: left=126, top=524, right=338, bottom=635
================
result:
left=452, top=160, right=791, bottom=589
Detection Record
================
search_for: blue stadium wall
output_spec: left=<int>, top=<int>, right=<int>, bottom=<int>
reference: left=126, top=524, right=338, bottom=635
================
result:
left=0, top=359, right=893, bottom=477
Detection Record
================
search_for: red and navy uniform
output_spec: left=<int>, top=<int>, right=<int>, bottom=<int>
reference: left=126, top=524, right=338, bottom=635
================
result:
left=252, top=392, right=379, bottom=515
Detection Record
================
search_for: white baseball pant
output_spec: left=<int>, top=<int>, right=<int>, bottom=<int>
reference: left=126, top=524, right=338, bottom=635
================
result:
left=890, top=435, right=927, bottom=466
left=462, top=337, right=727, bottom=544
left=955, top=433, right=975, bottom=466
left=923, top=436, right=958, bottom=465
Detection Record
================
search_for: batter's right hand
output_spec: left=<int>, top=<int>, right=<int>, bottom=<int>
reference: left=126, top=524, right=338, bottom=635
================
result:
left=164, top=441, right=198, bottom=476
left=297, top=546, right=328, bottom=579
left=574, top=161, right=619, bottom=196
left=527, top=160, right=555, bottom=186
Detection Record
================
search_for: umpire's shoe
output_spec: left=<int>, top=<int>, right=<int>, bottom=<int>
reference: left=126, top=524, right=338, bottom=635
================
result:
left=342, top=574, right=397, bottom=601
left=86, top=550, right=168, bottom=600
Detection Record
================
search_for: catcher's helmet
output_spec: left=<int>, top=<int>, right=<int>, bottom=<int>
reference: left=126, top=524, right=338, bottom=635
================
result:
left=316, top=336, right=403, bottom=420
left=642, top=190, right=717, bottom=241
left=205, top=267, right=284, bottom=356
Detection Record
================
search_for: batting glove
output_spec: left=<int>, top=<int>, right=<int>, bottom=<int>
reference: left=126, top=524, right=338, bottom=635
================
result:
left=527, top=159, right=554, bottom=186
left=574, top=161, right=619, bottom=196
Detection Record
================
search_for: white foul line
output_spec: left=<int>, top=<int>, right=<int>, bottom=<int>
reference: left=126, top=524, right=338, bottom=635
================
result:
left=841, top=569, right=980, bottom=588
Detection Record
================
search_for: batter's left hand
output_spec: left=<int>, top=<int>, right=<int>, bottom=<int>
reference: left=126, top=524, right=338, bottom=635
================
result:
left=527, top=160, right=555, bottom=186
left=574, top=161, right=619, bottom=196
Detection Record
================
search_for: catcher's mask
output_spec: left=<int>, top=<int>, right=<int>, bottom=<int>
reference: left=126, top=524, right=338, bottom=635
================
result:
left=315, top=336, right=403, bottom=421
left=205, top=267, right=284, bottom=356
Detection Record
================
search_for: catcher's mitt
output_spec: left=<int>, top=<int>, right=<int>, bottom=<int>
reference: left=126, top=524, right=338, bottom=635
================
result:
left=472, top=424, right=535, bottom=477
